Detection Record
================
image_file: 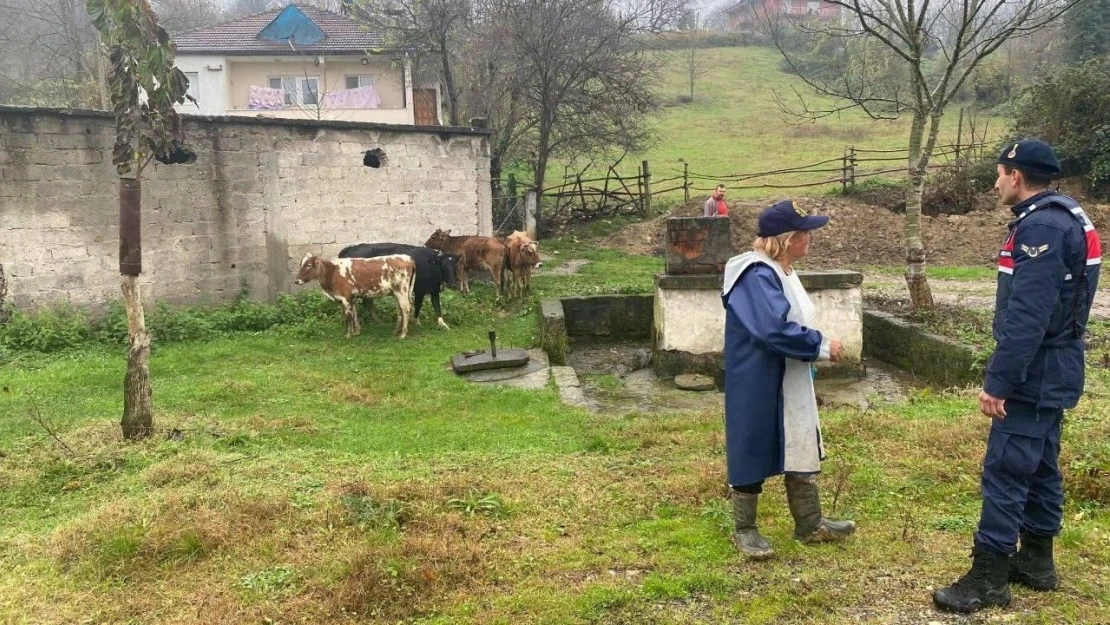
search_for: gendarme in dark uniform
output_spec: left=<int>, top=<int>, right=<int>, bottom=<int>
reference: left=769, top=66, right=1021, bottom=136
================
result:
left=934, top=140, right=1102, bottom=613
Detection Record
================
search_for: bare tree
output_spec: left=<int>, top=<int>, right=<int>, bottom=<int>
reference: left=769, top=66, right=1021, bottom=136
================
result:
left=492, top=0, right=659, bottom=224
left=0, top=0, right=108, bottom=107
left=683, top=10, right=711, bottom=100
left=151, top=0, right=227, bottom=33
left=352, top=0, right=470, bottom=125
left=766, top=0, right=1081, bottom=309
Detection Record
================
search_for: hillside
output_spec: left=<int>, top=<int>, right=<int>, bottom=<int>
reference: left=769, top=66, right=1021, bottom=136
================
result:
left=545, top=46, right=991, bottom=203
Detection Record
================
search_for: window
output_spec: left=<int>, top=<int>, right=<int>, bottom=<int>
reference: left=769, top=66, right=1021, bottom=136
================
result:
left=268, top=76, right=319, bottom=106
left=345, top=74, right=375, bottom=89
left=184, top=71, right=199, bottom=103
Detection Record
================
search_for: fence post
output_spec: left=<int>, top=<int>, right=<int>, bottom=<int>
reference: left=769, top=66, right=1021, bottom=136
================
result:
left=849, top=147, right=857, bottom=189
left=524, top=190, right=538, bottom=240
left=642, top=160, right=652, bottom=216
left=683, top=162, right=690, bottom=202
left=842, top=148, right=848, bottom=193
left=955, top=107, right=964, bottom=161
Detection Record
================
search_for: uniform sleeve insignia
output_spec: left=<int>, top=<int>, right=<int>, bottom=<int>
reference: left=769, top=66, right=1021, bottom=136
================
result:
left=1020, top=243, right=1049, bottom=257
left=1008, top=144, right=1019, bottom=159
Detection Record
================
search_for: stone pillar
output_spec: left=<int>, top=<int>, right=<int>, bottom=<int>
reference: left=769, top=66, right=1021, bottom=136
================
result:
left=664, top=216, right=733, bottom=275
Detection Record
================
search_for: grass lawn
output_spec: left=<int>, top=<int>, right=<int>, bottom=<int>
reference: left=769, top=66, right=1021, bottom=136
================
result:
left=2, top=242, right=1109, bottom=624
left=540, top=46, right=998, bottom=207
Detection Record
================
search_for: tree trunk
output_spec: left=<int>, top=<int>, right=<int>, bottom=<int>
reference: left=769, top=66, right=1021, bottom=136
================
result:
left=0, top=261, right=9, bottom=324
left=439, top=37, right=460, bottom=126
left=119, top=177, right=153, bottom=440
left=903, top=110, right=934, bottom=309
left=121, top=275, right=153, bottom=440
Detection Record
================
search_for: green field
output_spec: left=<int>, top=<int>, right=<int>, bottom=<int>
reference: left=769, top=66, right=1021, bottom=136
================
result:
left=2, top=241, right=1109, bottom=624
left=544, top=46, right=988, bottom=206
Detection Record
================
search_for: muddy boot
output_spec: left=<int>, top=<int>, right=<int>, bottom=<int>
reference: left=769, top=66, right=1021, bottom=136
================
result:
left=1010, top=532, right=1059, bottom=591
left=784, top=473, right=855, bottom=542
left=730, top=491, right=774, bottom=560
left=933, top=544, right=1012, bottom=613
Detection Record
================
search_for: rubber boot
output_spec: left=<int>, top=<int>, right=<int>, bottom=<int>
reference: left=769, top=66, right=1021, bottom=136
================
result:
left=933, top=544, right=1012, bottom=613
left=784, top=473, right=855, bottom=542
left=1010, top=532, right=1059, bottom=591
left=729, top=491, right=774, bottom=560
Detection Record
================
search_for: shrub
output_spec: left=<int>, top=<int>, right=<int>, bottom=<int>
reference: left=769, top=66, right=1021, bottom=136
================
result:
left=0, top=291, right=342, bottom=354
left=1009, top=59, right=1110, bottom=198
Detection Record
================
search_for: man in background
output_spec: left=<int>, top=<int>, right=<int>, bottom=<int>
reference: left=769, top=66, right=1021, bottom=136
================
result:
left=704, top=184, right=728, bottom=217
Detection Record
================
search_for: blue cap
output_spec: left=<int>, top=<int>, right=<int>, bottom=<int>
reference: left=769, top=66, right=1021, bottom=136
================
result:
left=998, top=139, right=1061, bottom=177
left=757, top=200, right=829, bottom=237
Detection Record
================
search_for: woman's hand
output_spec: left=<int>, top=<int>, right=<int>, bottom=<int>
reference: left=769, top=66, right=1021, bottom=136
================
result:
left=829, top=339, right=845, bottom=362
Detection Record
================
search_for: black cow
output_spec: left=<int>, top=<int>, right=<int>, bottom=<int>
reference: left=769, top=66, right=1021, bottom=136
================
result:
left=338, top=243, right=458, bottom=330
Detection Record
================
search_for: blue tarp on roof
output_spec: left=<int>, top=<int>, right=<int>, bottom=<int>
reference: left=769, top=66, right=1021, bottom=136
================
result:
left=258, top=5, right=326, bottom=46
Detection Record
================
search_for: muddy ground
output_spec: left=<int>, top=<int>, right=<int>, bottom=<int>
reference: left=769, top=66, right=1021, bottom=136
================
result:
left=602, top=191, right=1110, bottom=270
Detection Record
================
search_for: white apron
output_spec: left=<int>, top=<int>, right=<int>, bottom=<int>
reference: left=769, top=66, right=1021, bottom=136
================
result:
left=723, top=252, right=825, bottom=473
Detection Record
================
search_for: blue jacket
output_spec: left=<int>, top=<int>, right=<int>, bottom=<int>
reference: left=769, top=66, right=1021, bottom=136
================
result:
left=722, top=264, right=823, bottom=486
left=986, top=191, right=1102, bottom=410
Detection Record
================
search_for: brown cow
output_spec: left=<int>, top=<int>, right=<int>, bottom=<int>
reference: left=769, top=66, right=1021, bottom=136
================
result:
left=424, top=229, right=506, bottom=296
left=504, top=230, right=542, bottom=299
left=293, top=253, right=416, bottom=339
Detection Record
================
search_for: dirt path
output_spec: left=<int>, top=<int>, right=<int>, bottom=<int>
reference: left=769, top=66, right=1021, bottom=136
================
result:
left=866, top=274, right=1110, bottom=319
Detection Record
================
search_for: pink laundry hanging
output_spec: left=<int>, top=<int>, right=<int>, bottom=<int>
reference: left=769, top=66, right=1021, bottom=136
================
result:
left=248, top=85, right=285, bottom=110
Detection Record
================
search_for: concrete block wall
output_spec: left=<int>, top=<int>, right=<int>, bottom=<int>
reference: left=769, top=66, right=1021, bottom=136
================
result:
left=653, top=270, right=864, bottom=378
left=0, top=107, right=492, bottom=311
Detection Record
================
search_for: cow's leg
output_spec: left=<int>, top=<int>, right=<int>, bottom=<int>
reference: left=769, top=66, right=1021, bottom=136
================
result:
left=458, top=262, right=470, bottom=296
left=365, top=297, right=383, bottom=324
left=395, top=290, right=411, bottom=339
left=430, top=291, right=449, bottom=329
left=413, top=290, right=426, bottom=326
left=339, top=297, right=356, bottom=338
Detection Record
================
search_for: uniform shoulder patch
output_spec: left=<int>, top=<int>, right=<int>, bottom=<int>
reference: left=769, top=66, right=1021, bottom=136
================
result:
left=1020, top=243, right=1050, bottom=258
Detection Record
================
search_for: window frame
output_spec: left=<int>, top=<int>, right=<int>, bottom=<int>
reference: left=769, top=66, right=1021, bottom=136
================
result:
left=344, top=74, right=375, bottom=89
left=184, top=71, right=199, bottom=103
left=267, top=75, right=320, bottom=106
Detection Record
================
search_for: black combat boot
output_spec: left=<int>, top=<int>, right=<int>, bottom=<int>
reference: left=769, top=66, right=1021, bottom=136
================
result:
left=1010, top=532, right=1059, bottom=591
left=783, top=473, right=855, bottom=542
left=730, top=491, right=774, bottom=559
left=933, top=544, right=1012, bottom=613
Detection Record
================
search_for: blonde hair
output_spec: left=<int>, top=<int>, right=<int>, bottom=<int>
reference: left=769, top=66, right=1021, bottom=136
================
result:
left=752, top=231, right=797, bottom=261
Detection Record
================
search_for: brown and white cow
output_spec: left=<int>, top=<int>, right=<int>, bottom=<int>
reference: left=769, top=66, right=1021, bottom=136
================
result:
left=424, top=229, right=506, bottom=296
left=293, top=253, right=416, bottom=339
left=504, top=230, right=542, bottom=299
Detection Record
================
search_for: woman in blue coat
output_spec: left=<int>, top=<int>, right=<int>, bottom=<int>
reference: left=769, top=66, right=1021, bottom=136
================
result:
left=721, top=200, right=855, bottom=559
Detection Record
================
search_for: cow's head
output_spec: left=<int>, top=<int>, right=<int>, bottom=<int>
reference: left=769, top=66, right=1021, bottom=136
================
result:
left=437, top=253, right=459, bottom=288
left=520, top=241, right=542, bottom=270
left=293, top=253, right=321, bottom=285
left=425, top=229, right=451, bottom=249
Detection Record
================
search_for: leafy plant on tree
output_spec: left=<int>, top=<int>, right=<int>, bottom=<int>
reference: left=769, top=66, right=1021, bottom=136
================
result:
left=87, top=0, right=194, bottom=439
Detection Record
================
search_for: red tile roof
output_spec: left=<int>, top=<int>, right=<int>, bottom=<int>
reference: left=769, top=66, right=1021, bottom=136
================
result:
left=173, top=4, right=390, bottom=55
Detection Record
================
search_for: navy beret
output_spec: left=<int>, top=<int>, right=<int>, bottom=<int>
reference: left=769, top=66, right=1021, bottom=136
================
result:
left=998, top=139, right=1061, bottom=177
left=757, top=200, right=829, bottom=237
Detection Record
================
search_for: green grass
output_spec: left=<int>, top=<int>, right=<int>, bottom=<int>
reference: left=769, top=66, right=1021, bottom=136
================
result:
left=857, top=264, right=997, bottom=281
left=543, top=46, right=995, bottom=208
left=2, top=243, right=1109, bottom=624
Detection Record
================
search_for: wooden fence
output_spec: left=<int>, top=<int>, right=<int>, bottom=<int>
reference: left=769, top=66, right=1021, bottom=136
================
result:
left=493, top=141, right=991, bottom=229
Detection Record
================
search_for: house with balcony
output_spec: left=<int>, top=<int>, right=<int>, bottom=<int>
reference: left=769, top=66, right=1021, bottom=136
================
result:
left=172, top=3, right=442, bottom=125
left=724, top=0, right=845, bottom=31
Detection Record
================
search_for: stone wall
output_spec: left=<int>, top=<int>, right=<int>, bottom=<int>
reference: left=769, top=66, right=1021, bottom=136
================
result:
left=653, top=271, right=864, bottom=378
left=0, top=107, right=492, bottom=311
left=863, top=309, right=982, bottom=387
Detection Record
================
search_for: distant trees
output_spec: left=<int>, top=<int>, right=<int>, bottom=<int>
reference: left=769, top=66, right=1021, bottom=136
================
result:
left=1063, top=0, right=1110, bottom=63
